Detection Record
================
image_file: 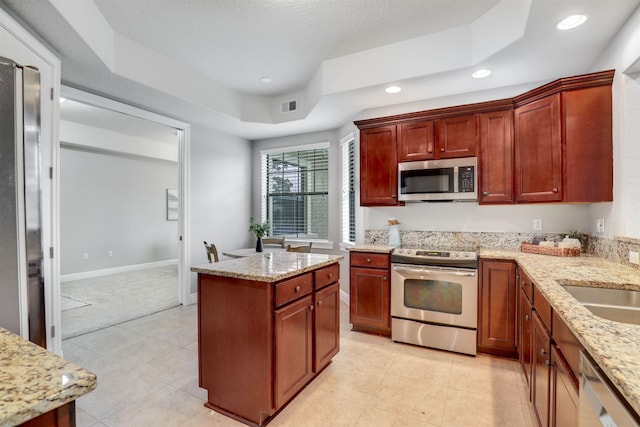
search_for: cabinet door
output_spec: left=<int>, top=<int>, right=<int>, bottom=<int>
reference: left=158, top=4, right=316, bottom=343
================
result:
left=274, top=295, right=314, bottom=409
left=314, top=282, right=340, bottom=372
left=479, top=110, right=514, bottom=204
left=398, top=120, right=435, bottom=161
left=550, top=345, right=578, bottom=427
left=437, top=114, right=478, bottom=158
left=519, top=286, right=533, bottom=391
left=349, top=266, right=390, bottom=335
left=532, top=312, right=551, bottom=427
left=514, top=94, right=563, bottom=203
left=360, top=125, right=399, bottom=206
left=478, top=260, right=517, bottom=357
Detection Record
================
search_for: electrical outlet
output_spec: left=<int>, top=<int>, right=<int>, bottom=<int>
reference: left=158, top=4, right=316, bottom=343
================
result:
left=596, top=218, right=605, bottom=233
left=108, top=250, right=113, bottom=257
left=630, top=251, right=640, bottom=265
left=533, top=219, right=543, bottom=231
left=83, top=253, right=89, bottom=260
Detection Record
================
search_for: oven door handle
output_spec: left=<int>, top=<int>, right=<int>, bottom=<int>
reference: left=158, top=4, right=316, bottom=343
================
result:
left=393, top=265, right=477, bottom=277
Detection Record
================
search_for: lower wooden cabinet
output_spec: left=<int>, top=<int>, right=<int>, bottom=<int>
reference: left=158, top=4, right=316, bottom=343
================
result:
left=550, top=345, right=579, bottom=427
left=478, top=259, right=517, bottom=357
left=519, top=285, right=533, bottom=388
left=532, top=311, right=552, bottom=427
left=349, top=252, right=391, bottom=336
left=314, top=282, right=340, bottom=371
left=19, top=402, right=75, bottom=427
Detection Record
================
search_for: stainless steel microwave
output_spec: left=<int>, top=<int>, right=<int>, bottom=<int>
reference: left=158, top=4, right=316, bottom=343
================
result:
left=398, top=157, right=477, bottom=202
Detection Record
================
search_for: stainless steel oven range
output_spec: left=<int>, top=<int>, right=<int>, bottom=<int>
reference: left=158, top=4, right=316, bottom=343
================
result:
left=391, top=248, right=478, bottom=356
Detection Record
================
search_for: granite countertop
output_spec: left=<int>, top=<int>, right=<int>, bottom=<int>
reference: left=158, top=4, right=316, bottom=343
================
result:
left=0, top=329, right=96, bottom=427
left=191, top=252, right=344, bottom=282
left=480, top=249, right=640, bottom=415
left=347, top=244, right=396, bottom=254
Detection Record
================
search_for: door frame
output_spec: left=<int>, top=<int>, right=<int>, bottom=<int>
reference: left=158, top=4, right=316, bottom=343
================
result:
left=59, top=86, right=192, bottom=306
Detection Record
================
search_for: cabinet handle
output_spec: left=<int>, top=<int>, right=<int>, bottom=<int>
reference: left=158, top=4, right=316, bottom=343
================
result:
left=309, top=305, right=314, bottom=311
left=383, top=277, right=388, bottom=281
left=391, top=195, right=397, bottom=199
left=545, top=359, right=551, bottom=367
left=482, top=191, right=488, bottom=196
left=318, top=300, right=322, bottom=306
left=366, top=258, right=371, bottom=263
left=295, top=285, right=301, bottom=292
left=552, top=188, right=558, bottom=193
left=525, top=315, right=530, bottom=321
left=328, top=273, right=333, bottom=278
left=540, top=348, right=548, bottom=356
left=440, top=147, right=445, bottom=152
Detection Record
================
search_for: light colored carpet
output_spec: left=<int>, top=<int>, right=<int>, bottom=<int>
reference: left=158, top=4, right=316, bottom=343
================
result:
left=61, top=265, right=179, bottom=339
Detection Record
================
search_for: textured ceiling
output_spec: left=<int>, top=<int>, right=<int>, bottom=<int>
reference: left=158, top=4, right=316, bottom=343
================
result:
left=93, top=0, right=498, bottom=96
left=1, top=0, right=640, bottom=141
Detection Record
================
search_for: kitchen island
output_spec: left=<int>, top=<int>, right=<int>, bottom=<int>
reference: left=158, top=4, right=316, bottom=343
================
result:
left=0, top=328, right=96, bottom=427
left=191, top=252, right=343, bottom=427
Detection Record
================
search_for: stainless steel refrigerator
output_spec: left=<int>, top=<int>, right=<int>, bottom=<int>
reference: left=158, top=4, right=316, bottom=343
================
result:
left=0, top=56, right=46, bottom=347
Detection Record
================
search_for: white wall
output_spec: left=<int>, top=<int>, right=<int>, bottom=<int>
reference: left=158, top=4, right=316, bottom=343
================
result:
left=588, top=4, right=640, bottom=239
left=188, top=123, right=252, bottom=294
left=60, top=146, right=178, bottom=274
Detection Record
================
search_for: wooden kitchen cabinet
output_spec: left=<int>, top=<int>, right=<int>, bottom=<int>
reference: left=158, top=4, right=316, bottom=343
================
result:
left=478, top=259, right=517, bottom=358
left=550, top=345, right=579, bottom=427
left=437, top=113, right=478, bottom=159
left=398, top=120, right=436, bottom=161
left=514, top=70, right=614, bottom=204
left=359, top=125, right=399, bottom=206
left=479, top=110, right=514, bottom=204
left=198, top=262, right=341, bottom=426
left=518, top=284, right=533, bottom=388
left=514, top=93, right=563, bottom=203
left=349, top=252, right=391, bottom=336
left=532, top=311, right=552, bottom=427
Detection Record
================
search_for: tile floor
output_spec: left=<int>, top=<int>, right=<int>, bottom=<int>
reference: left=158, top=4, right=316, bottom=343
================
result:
left=63, top=302, right=537, bottom=427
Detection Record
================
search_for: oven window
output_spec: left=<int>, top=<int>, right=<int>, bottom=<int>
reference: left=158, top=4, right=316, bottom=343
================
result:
left=404, top=279, right=462, bottom=314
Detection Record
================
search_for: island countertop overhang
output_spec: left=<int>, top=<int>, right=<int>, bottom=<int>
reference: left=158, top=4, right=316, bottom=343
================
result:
left=191, top=252, right=344, bottom=283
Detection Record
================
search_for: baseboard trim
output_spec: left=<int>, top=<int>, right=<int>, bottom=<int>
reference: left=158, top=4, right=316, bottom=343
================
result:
left=61, top=259, right=178, bottom=283
left=340, top=289, right=349, bottom=306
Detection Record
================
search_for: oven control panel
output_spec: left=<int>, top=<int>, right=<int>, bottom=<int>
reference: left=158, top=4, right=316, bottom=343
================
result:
left=393, top=248, right=477, bottom=260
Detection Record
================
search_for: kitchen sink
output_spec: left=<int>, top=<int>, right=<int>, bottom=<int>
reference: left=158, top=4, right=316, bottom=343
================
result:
left=561, top=284, right=640, bottom=325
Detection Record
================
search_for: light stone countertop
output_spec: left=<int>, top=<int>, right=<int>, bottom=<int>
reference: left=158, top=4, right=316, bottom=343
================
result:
left=191, top=252, right=343, bottom=282
left=0, top=328, right=96, bottom=427
left=347, top=244, right=395, bottom=254
left=479, top=249, right=640, bottom=415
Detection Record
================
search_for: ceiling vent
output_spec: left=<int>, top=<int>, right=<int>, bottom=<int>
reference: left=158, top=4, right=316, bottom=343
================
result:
left=280, top=99, right=298, bottom=114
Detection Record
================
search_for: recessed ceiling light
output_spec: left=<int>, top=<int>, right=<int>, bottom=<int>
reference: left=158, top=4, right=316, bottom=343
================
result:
left=472, top=69, right=492, bottom=79
left=260, top=76, right=272, bottom=84
left=556, top=14, right=588, bottom=30
left=385, top=86, right=401, bottom=94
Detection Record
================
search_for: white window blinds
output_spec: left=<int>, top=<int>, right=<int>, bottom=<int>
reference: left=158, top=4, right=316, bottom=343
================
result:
left=341, top=138, right=355, bottom=244
left=261, top=145, right=329, bottom=240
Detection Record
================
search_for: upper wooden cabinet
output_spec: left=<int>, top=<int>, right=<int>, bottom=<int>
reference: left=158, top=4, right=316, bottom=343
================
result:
left=437, top=114, right=478, bottom=158
left=479, top=110, right=514, bottom=204
left=359, top=125, right=399, bottom=206
left=514, top=94, right=563, bottom=203
left=514, top=70, right=614, bottom=203
left=355, top=70, right=614, bottom=206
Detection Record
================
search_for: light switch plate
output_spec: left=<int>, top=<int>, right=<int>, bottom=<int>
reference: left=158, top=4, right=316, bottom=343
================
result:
left=630, top=251, right=640, bottom=265
left=596, top=218, right=605, bottom=233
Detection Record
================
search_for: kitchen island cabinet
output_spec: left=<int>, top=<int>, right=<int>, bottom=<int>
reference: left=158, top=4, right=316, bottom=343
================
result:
left=192, top=252, right=342, bottom=427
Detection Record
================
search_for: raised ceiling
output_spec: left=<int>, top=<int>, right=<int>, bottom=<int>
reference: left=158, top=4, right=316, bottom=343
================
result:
left=2, top=0, right=640, bottom=140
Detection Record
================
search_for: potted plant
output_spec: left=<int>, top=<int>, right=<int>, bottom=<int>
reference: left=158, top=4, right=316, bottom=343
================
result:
left=249, top=217, right=270, bottom=252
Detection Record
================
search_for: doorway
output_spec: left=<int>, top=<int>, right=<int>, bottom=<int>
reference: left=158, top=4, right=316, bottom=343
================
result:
left=58, top=87, right=190, bottom=339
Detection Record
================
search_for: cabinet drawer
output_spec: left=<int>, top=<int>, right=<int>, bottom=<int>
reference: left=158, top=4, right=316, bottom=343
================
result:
left=314, top=263, right=340, bottom=290
left=534, top=286, right=552, bottom=331
left=350, top=252, right=390, bottom=269
left=275, top=273, right=313, bottom=308
left=519, top=268, right=534, bottom=302
left=552, top=311, right=582, bottom=379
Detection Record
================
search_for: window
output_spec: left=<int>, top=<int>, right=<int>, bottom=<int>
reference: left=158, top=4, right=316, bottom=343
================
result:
left=341, top=136, right=355, bottom=244
left=261, top=144, right=329, bottom=240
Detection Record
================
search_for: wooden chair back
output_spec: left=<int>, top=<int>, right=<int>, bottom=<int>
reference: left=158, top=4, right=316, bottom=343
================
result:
left=261, top=237, right=285, bottom=248
left=286, top=242, right=312, bottom=253
left=204, top=241, right=219, bottom=263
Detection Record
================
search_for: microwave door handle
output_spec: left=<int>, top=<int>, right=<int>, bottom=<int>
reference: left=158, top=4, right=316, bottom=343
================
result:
left=453, top=166, right=459, bottom=193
